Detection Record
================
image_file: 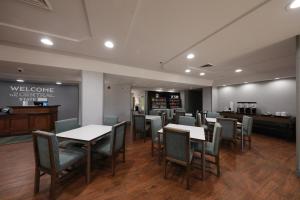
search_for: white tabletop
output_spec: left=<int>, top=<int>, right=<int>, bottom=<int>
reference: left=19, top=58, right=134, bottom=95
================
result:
left=56, top=125, right=112, bottom=142
left=146, top=115, right=161, bottom=120
left=206, top=117, right=217, bottom=123
left=158, top=123, right=205, bottom=141
left=185, top=113, right=193, bottom=117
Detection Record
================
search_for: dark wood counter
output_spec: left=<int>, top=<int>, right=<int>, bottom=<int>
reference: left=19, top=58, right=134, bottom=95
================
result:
left=0, top=105, right=60, bottom=137
left=219, top=111, right=296, bottom=140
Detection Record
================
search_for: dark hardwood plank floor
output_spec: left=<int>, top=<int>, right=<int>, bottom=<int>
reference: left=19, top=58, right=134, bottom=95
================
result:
left=0, top=128, right=300, bottom=200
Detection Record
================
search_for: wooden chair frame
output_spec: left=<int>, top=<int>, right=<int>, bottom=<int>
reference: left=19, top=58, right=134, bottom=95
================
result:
left=32, top=131, right=85, bottom=200
left=163, top=127, right=192, bottom=189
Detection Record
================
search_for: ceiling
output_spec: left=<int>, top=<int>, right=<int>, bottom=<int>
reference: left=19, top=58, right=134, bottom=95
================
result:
left=0, top=0, right=299, bottom=85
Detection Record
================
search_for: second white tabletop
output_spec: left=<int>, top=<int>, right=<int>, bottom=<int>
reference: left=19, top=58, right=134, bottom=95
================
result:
left=158, top=123, right=205, bottom=141
left=56, top=124, right=112, bottom=141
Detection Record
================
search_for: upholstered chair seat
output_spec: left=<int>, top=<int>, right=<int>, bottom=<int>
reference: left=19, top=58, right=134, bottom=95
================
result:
left=59, top=148, right=86, bottom=171
left=178, top=116, right=196, bottom=126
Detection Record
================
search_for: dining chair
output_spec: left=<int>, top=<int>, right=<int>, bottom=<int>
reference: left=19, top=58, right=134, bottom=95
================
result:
left=55, top=118, right=82, bottom=148
left=206, top=112, right=221, bottom=118
left=160, top=112, right=168, bottom=126
left=216, top=117, right=237, bottom=146
left=178, top=116, right=196, bottom=126
left=163, top=127, right=193, bottom=189
left=174, top=110, right=186, bottom=124
left=92, top=121, right=127, bottom=176
left=236, top=116, right=253, bottom=149
left=32, top=131, right=86, bottom=200
left=194, top=122, right=222, bottom=176
left=103, top=116, right=119, bottom=126
left=150, top=116, right=163, bottom=164
left=133, top=114, right=149, bottom=142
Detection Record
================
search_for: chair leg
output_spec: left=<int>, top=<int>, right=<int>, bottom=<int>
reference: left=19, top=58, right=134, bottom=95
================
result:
left=164, top=160, right=168, bottom=179
left=248, top=136, right=251, bottom=149
left=216, top=155, right=220, bottom=177
left=123, top=148, right=126, bottom=163
left=186, top=165, right=191, bottom=190
left=34, top=167, right=40, bottom=194
left=151, top=141, right=154, bottom=157
left=50, top=175, right=56, bottom=200
left=112, top=156, right=116, bottom=176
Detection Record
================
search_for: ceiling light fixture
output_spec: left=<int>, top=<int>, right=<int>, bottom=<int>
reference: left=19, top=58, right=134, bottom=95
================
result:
left=200, top=72, right=205, bottom=76
left=289, top=0, right=300, bottom=9
left=156, top=88, right=163, bottom=92
left=168, top=89, right=175, bottom=92
left=244, top=82, right=248, bottom=84
left=185, top=69, right=191, bottom=73
left=56, top=81, right=62, bottom=85
left=235, top=69, right=243, bottom=73
left=186, top=53, right=195, bottom=59
left=274, top=77, right=280, bottom=80
left=16, top=79, right=24, bottom=83
left=222, top=84, right=226, bottom=87
left=104, top=40, right=114, bottom=48
left=40, top=38, right=53, bottom=46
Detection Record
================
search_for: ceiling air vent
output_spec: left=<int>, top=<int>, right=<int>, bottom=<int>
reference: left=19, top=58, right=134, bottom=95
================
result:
left=199, top=63, right=213, bottom=68
left=19, top=0, right=52, bottom=10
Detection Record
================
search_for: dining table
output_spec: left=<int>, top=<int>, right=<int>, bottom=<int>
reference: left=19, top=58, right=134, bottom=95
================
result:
left=56, top=124, right=112, bottom=184
left=158, top=123, right=206, bottom=180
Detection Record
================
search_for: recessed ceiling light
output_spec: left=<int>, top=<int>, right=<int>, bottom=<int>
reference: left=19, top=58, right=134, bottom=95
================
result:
left=156, top=88, right=163, bottom=92
left=274, top=77, right=280, bottom=80
left=200, top=72, right=205, bottom=76
left=56, top=81, right=62, bottom=85
left=235, top=69, right=243, bottom=73
left=104, top=40, right=114, bottom=48
left=168, top=89, right=175, bottom=92
left=16, top=79, right=24, bottom=83
left=244, top=82, right=248, bottom=84
left=40, top=38, right=53, bottom=46
left=186, top=53, right=195, bottom=59
left=289, top=0, right=300, bottom=9
left=222, top=84, right=226, bottom=87
left=185, top=69, right=191, bottom=73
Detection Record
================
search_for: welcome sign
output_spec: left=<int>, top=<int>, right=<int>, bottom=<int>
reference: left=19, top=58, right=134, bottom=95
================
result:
left=9, top=85, right=55, bottom=102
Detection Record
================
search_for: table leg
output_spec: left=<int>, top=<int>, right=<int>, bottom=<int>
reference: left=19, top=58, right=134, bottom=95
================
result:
left=202, top=140, right=205, bottom=180
left=241, top=128, right=244, bottom=152
left=86, top=142, right=91, bottom=184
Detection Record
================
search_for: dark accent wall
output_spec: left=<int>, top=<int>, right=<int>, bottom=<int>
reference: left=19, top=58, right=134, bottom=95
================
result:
left=184, top=89, right=203, bottom=114
left=0, top=81, right=79, bottom=120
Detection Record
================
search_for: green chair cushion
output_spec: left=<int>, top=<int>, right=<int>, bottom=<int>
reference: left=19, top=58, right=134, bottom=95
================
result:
left=59, top=148, right=85, bottom=171
left=93, top=139, right=112, bottom=156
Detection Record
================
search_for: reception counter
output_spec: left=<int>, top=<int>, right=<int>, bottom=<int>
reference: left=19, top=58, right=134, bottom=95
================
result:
left=0, top=105, right=59, bottom=137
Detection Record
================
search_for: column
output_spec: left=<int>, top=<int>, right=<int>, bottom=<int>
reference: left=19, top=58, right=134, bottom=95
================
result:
left=79, top=70, right=104, bottom=126
left=296, top=35, right=300, bottom=176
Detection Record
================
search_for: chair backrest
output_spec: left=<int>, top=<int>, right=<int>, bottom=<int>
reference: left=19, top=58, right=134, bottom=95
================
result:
left=210, top=122, right=222, bottom=156
left=216, top=118, right=236, bottom=140
left=163, top=127, right=190, bottom=164
left=175, top=111, right=186, bottom=124
left=55, top=118, right=79, bottom=134
left=178, top=116, right=196, bottom=126
left=150, top=116, right=162, bottom=141
left=111, top=121, right=127, bottom=153
left=196, top=112, right=203, bottom=127
left=133, top=114, right=146, bottom=132
left=206, top=112, right=221, bottom=118
left=103, top=116, right=119, bottom=126
left=32, top=131, right=60, bottom=172
left=149, top=110, right=159, bottom=115
left=160, top=112, right=167, bottom=126
left=242, top=116, right=253, bottom=136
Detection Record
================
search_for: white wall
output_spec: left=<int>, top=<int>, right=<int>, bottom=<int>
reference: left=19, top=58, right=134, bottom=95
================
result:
left=212, top=87, right=218, bottom=112
left=217, top=78, right=296, bottom=116
left=202, top=87, right=212, bottom=111
left=80, top=71, right=103, bottom=125
left=104, top=84, right=131, bottom=122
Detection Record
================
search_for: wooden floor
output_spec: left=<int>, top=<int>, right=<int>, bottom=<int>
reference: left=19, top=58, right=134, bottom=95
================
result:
left=0, top=129, right=300, bottom=200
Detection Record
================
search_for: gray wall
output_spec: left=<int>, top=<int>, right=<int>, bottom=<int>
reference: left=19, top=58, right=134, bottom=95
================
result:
left=217, top=78, right=296, bottom=116
left=0, top=81, right=79, bottom=120
left=104, top=84, right=131, bottom=122
left=202, top=87, right=212, bottom=111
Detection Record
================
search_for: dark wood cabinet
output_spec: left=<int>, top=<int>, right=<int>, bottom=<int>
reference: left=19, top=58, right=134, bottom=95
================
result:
left=0, top=105, right=59, bottom=137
